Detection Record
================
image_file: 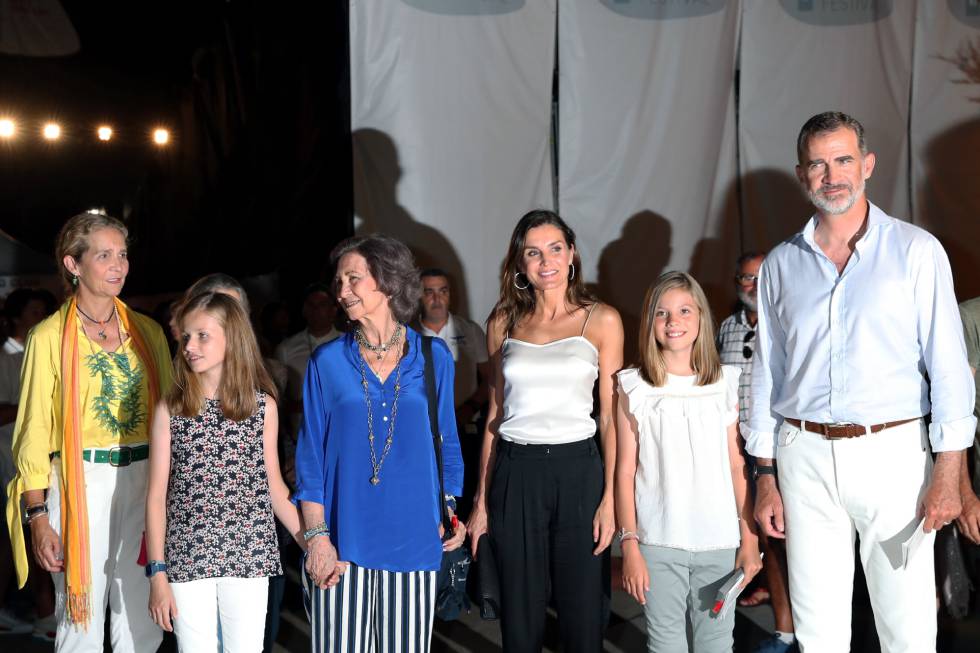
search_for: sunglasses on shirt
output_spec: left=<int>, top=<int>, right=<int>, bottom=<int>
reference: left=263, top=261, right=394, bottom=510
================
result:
left=742, top=331, right=755, bottom=360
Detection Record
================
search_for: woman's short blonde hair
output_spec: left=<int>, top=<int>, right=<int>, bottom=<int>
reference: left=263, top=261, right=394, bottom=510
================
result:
left=54, top=212, right=128, bottom=293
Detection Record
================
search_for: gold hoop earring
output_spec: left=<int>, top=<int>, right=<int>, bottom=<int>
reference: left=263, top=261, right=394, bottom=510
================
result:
left=513, top=273, right=530, bottom=290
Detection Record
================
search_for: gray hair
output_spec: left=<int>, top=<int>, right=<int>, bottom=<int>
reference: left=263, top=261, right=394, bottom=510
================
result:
left=330, top=234, right=421, bottom=324
left=797, top=111, right=867, bottom=164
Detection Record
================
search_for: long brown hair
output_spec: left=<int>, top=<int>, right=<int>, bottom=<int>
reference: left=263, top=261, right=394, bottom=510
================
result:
left=637, top=271, right=721, bottom=387
left=490, top=209, right=595, bottom=335
left=168, top=292, right=278, bottom=421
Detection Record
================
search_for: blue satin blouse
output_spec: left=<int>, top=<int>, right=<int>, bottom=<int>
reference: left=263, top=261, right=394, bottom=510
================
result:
left=294, top=328, right=462, bottom=572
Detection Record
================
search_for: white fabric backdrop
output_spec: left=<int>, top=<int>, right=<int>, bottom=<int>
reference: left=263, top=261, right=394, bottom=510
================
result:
left=739, top=0, right=915, bottom=251
left=557, top=0, right=741, bottom=359
left=911, top=1, right=980, bottom=300
left=350, top=0, right=980, bottom=325
left=350, top=0, right=556, bottom=321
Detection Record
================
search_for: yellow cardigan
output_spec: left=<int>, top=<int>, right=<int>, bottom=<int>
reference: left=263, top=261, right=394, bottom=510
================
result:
left=4, top=301, right=173, bottom=586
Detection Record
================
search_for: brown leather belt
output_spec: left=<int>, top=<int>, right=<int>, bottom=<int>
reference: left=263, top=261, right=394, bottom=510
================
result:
left=784, top=417, right=920, bottom=440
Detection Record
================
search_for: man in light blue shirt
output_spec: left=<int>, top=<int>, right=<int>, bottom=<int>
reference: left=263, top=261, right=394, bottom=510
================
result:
left=745, top=111, right=975, bottom=652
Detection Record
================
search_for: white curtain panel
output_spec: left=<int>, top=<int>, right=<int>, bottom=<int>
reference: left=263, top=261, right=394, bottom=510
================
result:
left=350, top=0, right=557, bottom=322
left=739, top=0, right=916, bottom=251
left=911, top=0, right=980, bottom=300
left=557, top=0, right=742, bottom=354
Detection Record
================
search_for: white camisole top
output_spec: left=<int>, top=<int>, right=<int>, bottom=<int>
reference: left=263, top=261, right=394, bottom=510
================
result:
left=497, top=306, right=599, bottom=445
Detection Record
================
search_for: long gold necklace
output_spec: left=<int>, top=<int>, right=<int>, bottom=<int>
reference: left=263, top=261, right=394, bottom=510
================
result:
left=359, top=344, right=404, bottom=486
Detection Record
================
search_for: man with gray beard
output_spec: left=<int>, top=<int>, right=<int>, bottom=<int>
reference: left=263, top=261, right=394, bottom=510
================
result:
left=746, top=111, right=975, bottom=651
left=717, top=252, right=765, bottom=425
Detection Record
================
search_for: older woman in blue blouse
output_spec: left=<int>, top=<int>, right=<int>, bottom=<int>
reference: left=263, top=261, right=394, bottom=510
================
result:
left=294, top=234, right=465, bottom=653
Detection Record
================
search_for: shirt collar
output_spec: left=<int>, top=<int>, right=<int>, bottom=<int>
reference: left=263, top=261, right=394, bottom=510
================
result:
left=798, top=200, right=886, bottom=253
left=3, top=337, right=24, bottom=354
left=307, top=327, right=340, bottom=345
left=420, top=313, right=455, bottom=338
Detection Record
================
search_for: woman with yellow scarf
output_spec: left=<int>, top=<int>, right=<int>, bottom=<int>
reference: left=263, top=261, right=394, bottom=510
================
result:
left=4, top=212, right=172, bottom=651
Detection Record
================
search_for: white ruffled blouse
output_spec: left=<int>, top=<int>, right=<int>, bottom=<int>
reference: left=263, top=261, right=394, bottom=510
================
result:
left=618, top=365, right=742, bottom=551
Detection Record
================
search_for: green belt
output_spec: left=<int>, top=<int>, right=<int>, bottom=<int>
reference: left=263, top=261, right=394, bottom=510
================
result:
left=51, top=444, right=149, bottom=467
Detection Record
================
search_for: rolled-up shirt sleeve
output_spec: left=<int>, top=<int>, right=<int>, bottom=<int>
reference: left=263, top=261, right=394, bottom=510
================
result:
left=294, top=355, right=330, bottom=506
left=743, top=260, right=786, bottom=459
left=433, top=339, right=463, bottom=497
left=913, top=237, right=976, bottom=452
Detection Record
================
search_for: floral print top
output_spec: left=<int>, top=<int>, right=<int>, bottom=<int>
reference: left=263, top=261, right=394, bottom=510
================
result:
left=165, top=392, right=282, bottom=582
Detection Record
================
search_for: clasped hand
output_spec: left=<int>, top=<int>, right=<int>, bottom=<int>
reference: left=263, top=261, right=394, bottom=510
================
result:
left=305, top=536, right=347, bottom=590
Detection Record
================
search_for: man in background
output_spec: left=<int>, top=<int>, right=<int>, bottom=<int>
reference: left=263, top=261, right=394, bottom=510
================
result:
left=416, top=269, right=489, bottom=519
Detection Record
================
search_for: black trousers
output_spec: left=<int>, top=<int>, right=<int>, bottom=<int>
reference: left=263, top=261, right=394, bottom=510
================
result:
left=489, top=437, right=609, bottom=653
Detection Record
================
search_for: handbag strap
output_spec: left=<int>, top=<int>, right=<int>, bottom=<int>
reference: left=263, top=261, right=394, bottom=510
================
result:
left=422, top=336, right=452, bottom=532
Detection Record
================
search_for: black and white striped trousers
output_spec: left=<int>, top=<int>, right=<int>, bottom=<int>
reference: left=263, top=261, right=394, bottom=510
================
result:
left=302, top=562, right=437, bottom=653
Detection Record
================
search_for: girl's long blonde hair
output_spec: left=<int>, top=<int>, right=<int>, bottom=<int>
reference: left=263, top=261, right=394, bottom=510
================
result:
left=168, top=292, right=278, bottom=421
left=637, top=271, right=721, bottom=387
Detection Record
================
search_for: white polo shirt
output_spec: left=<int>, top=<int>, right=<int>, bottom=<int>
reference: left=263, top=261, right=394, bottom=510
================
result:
left=418, top=314, right=488, bottom=408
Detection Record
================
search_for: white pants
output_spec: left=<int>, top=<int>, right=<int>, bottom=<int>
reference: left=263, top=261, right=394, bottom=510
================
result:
left=170, top=576, right=269, bottom=653
left=777, top=419, right=935, bottom=653
left=48, top=457, right=162, bottom=653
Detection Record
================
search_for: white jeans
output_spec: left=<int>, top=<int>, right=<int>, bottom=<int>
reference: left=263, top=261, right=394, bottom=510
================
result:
left=170, top=576, right=269, bottom=652
left=777, top=419, right=935, bottom=653
left=48, top=457, right=162, bottom=653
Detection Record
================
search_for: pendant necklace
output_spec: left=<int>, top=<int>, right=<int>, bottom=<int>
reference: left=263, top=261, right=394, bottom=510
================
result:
left=77, top=303, right=116, bottom=340
left=355, top=324, right=404, bottom=361
left=359, top=349, right=403, bottom=485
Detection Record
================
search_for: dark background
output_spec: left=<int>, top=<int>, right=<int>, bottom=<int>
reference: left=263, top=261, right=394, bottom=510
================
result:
left=0, top=1, right=353, bottom=304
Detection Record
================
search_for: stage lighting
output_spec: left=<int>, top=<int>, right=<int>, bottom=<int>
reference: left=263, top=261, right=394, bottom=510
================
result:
left=152, top=128, right=169, bottom=145
left=42, top=123, right=61, bottom=140
left=0, top=119, right=15, bottom=139
left=97, top=126, right=113, bottom=141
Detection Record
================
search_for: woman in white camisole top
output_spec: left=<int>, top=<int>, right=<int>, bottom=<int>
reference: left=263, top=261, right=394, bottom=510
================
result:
left=468, top=210, right=624, bottom=653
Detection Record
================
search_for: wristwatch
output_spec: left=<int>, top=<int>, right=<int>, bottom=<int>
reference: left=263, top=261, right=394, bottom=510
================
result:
left=753, top=464, right=776, bottom=481
left=144, top=560, right=168, bottom=578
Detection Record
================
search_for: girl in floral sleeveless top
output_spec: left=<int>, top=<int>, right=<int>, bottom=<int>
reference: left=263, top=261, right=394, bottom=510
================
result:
left=145, top=291, right=303, bottom=651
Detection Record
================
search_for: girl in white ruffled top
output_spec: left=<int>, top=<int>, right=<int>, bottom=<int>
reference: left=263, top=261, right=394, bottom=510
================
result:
left=615, top=271, right=762, bottom=653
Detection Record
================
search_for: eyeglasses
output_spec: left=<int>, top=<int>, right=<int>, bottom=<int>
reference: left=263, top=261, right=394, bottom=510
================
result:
left=736, top=274, right=759, bottom=284
left=742, top=331, right=755, bottom=359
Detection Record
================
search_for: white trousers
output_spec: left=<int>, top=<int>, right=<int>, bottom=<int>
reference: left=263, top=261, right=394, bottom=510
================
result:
left=170, top=576, right=269, bottom=653
left=48, top=457, right=162, bottom=653
left=777, top=419, right=935, bottom=653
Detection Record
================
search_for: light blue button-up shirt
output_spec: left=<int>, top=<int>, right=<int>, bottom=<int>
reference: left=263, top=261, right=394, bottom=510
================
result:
left=743, top=202, right=976, bottom=459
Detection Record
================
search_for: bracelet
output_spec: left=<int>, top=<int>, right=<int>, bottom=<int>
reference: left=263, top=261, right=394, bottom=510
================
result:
left=24, top=503, right=48, bottom=525
left=618, top=528, right=639, bottom=543
left=303, top=522, right=330, bottom=542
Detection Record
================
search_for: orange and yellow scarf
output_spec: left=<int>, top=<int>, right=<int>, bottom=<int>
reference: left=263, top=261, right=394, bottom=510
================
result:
left=59, top=297, right=161, bottom=627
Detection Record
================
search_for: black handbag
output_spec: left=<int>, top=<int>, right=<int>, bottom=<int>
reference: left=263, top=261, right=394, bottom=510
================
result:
left=421, top=336, right=472, bottom=621
left=475, top=533, right=500, bottom=620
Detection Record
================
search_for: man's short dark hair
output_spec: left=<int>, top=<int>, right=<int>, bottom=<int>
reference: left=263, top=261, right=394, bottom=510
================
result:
left=302, top=282, right=332, bottom=303
left=3, top=288, right=40, bottom=321
left=736, top=252, right=766, bottom=269
left=797, top=111, right=867, bottom=164
left=420, top=268, right=450, bottom=281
